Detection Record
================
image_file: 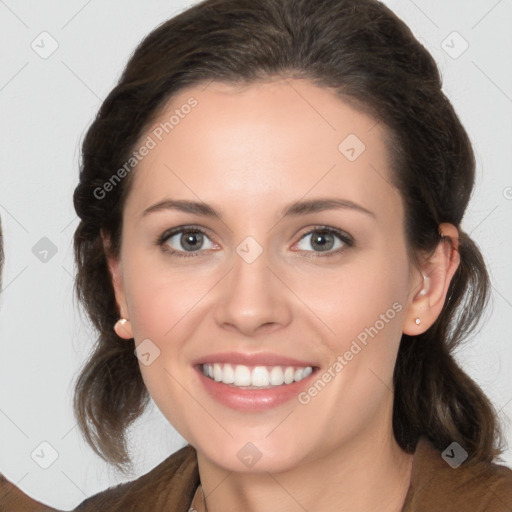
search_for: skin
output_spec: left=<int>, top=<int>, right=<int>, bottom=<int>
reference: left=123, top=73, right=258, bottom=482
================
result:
left=105, top=78, right=460, bottom=512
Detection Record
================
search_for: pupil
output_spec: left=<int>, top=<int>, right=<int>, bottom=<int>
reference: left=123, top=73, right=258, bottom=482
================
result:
left=182, top=231, right=202, bottom=251
left=178, top=231, right=335, bottom=252
left=312, top=231, right=333, bottom=251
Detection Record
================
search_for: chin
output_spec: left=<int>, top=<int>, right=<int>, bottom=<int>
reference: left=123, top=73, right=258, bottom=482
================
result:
left=192, top=430, right=317, bottom=474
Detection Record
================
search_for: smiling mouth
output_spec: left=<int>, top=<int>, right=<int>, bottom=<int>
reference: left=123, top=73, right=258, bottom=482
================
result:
left=200, top=363, right=314, bottom=389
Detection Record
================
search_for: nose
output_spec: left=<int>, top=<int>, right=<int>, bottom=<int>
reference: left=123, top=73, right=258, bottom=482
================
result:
left=213, top=245, right=292, bottom=337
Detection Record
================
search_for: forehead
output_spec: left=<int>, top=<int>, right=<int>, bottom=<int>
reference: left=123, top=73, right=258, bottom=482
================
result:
left=125, top=78, right=402, bottom=222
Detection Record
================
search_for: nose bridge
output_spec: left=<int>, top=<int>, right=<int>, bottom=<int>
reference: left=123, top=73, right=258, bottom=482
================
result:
left=213, top=236, right=291, bottom=334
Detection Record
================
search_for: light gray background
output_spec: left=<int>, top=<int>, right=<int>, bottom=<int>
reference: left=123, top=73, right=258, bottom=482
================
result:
left=0, top=0, right=511, bottom=509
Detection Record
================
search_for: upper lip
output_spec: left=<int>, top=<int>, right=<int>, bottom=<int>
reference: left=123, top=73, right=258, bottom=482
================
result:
left=192, top=351, right=318, bottom=368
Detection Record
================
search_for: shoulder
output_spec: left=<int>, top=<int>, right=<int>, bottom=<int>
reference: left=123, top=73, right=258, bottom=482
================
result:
left=73, top=444, right=199, bottom=512
left=403, top=437, right=512, bottom=512
left=0, top=472, right=61, bottom=511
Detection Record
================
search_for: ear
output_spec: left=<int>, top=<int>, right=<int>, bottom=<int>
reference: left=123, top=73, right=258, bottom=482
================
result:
left=403, top=223, right=460, bottom=335
left=101, top=228, right=133, bottom=339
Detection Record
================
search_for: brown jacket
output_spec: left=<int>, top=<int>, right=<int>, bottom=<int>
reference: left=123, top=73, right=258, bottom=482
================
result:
left=1, top=437, right=511, bottom=511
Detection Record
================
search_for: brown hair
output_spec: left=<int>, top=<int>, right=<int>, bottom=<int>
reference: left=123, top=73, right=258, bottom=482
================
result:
left=73, top=0, right=504, bottom=472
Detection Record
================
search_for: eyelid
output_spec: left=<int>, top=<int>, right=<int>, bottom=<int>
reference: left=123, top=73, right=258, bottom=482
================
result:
left=156, top=224, right=354, bottom=258
left=292, top=226, right=354, bottom=255
left=157, top=225, right=217, bottom=258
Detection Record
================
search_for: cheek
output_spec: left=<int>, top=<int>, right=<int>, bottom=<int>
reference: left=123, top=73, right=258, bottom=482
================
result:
left=116, top=234, right=411, bottom=454
left=121, top=259, right=203, bottom=433
left=294, top=251, right=409, bottom=349
left=307, top=249, right=410, bottom=400
left=293, top=268, right=408, bottom=436
left=122, top=252, right=211, bottom=342
left=123, top=231, right=410, bottom=356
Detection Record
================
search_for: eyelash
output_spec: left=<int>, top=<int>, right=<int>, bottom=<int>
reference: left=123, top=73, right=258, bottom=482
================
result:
left=156, top=225, right=354, bottom=259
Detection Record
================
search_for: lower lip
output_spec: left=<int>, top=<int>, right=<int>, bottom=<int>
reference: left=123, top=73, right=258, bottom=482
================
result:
left=195, top=366, right=318, bottom=411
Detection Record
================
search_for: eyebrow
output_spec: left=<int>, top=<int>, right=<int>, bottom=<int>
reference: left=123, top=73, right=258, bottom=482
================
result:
left=141, top=197, right=376, bottom=220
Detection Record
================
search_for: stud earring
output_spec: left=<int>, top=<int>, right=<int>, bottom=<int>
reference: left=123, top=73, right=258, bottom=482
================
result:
left=415, top=318, right=421, bottom=325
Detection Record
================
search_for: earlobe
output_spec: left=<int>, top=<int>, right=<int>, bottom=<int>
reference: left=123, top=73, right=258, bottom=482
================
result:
left=403, top=223, right=460, bottom=335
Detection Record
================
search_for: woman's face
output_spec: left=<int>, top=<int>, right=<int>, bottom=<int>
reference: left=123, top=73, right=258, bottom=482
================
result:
left=109, top=78, right=422, bottom=473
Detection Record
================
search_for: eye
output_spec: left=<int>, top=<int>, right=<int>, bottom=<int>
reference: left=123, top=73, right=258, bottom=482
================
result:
left=294, top=227, right=353, bottom=255
left=157, top=225, right=353, bottom=259
left=158, top=227, right=217, bottom=258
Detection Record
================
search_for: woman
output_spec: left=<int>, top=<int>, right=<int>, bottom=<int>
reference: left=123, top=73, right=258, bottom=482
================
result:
left=1, top=0, right=511, bottom=510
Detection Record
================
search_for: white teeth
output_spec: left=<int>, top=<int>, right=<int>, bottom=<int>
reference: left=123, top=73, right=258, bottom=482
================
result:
left=284, top=366, right=295, bottom=384
left=201, top=363, right=314, bottom=388
left=213, top=363, right=223, bottom=382
left=302, top=366, right=313, bottom=378
left=222, top=363, right=234, bottom=384
left=251, top=366, right=269, bottom=386
left=269, top=366, right=284, bottom=386
left=234, top=364, right=251, bottom=386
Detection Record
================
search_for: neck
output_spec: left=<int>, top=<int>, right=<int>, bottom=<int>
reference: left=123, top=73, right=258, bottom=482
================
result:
left=194, top=426, right=414, bottom=512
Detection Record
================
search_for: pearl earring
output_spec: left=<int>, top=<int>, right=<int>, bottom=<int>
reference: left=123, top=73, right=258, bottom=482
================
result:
left=114, top=318, right=130, bottom=337
left=415, top=318, right=421, bottom=325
